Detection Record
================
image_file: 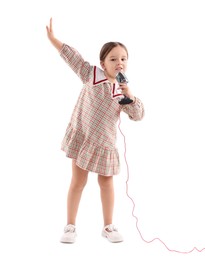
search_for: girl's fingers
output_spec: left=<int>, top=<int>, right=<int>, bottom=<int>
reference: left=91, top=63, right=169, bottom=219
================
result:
left=118, top=84, right=128, bottom=90
left=46, top=18, right=54, bottom=39
left=46, top=18, right=52, bottom=33
left=50, top=17, right=53, bottom=32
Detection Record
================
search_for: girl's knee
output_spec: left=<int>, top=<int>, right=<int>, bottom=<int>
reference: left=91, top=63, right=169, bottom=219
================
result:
left=98, top=175, right=113, bottom=190
left=70, top=176, right=87, bottom=191
left=71, top=160, right=89, bottom=190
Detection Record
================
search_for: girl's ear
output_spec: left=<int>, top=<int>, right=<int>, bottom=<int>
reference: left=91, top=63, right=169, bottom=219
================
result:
left=100, top=61, right=105, bottom=70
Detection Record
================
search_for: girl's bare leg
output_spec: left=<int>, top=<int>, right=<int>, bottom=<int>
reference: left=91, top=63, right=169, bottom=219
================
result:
left=67, top=160, right=89, bottom=225
left=98, top=175, right=114, bottom=226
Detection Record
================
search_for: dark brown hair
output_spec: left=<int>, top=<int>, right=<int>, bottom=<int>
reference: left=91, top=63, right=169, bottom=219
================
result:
left=99, top=42, right=128, bottom=62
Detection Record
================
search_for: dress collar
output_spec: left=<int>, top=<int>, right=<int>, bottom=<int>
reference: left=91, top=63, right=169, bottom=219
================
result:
left=93, top=66, right=108, bottom=85
left=93, top=66, right=124, bottom=99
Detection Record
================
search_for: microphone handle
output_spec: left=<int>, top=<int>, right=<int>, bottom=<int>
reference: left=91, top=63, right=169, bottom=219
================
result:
left=119, top=95, right=133, bottom=105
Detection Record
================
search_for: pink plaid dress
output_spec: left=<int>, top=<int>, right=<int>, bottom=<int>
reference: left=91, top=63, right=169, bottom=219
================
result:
left=60, top=44, right=144, bottom=176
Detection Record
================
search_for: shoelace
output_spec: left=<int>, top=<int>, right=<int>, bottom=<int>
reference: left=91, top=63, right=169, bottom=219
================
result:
left=105, top=224, right=118, bottom=232
left=64, top=224, right=75, bottom=233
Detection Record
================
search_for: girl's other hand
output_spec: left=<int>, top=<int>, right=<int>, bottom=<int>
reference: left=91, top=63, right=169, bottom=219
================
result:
left=118, top=84, right=134, bottom=100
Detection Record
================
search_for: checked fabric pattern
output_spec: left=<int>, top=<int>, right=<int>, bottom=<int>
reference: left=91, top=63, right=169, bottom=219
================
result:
left=60, top=44, right=144, bottom=176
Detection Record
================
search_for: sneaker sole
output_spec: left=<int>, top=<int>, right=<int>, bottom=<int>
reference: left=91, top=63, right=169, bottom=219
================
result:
left=60, top=236, right=76, bottom=243
left=102, top=231, right=123, bottom=243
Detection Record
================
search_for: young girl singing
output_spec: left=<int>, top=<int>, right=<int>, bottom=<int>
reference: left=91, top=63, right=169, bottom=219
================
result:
left=46, top=18, right=144, bottom=243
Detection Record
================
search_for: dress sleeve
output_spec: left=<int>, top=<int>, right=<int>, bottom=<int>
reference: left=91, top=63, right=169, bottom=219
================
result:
left=59, top=44, right=92, bottom=84
left=121, top=97, right=144, bottom=121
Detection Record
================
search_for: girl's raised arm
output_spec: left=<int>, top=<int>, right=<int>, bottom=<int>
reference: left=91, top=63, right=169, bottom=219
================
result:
left=46, top=18, right=63, bottom=51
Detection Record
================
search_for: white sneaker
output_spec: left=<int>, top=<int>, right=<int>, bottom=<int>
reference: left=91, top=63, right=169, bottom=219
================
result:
left=60, top=224, right=77, bottom=243
left=102, top=224, right=123, bottom=243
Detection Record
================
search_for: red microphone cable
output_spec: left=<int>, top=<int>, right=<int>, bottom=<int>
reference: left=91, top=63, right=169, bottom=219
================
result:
left=118, top=115, right=205, bottom=254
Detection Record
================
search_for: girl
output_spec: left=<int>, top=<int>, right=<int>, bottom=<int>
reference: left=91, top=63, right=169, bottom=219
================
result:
left=46, top=18, right=144, bottom=243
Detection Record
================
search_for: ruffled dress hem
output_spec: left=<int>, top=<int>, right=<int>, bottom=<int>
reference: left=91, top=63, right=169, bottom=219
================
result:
left=61, top=124, right=120, bottom=176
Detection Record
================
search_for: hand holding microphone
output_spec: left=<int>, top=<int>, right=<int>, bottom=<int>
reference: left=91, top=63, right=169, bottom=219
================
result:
left=116, top=72, right=134, bottom=105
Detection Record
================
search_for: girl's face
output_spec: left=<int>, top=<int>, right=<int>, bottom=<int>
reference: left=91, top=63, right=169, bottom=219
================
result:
left=100, top=45, right=128, bottom=83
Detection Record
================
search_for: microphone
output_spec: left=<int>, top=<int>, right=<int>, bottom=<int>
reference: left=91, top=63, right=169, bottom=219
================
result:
left=116, top=72, right=133, bottom=105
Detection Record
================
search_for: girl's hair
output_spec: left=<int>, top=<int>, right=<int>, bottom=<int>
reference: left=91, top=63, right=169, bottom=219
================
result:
left=100, top=42, right=128, bottom=61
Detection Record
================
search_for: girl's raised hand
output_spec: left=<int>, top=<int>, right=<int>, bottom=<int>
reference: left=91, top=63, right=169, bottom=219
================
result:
left=46, top=17, right=55, bottom=42
left=46, top=18, right=63, bottom=51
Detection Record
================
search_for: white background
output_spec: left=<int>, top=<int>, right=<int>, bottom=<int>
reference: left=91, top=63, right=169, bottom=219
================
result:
left=0, top=0, right=205, bottom=259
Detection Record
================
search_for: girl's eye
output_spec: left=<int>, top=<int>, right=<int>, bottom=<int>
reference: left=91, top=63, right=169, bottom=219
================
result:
left=110, top=58, right=127, bottom=61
